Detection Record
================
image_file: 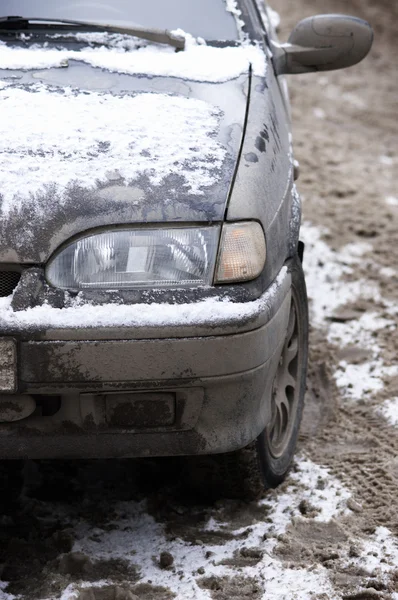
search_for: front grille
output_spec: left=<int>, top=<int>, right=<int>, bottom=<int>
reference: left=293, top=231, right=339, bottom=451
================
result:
left=0, top=271, right=21, bottom=297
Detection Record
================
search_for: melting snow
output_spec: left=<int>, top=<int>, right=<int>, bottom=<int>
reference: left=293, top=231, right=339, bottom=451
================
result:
left=313, top=107, right=325, bottom=119
left=329, top=312, right=398, bottom=400
left=348, top=526, right=398, bottom=576
left=301, top=223, right=398, bottom=402
left=270, top=457, right=351, bottom=525
left=334, top=360, right=397, bottom=401
left=380, top=265, right=397, bottom=278
left=0, top=583, right=14, bottom=600
left=379, top=155, right=394, bottom=166
left=0, top=34, right=266, bottom=82
left=377, top=397, right=398, bottom=427
left=300, top=223, right=379, bottom=328
left=225, top=0, right=246, bottom=35
left=0, top=267, right=287, bottom=330
left=0, top=84, right=226, bottom=212
left=52, top=457, right=347, bottom=600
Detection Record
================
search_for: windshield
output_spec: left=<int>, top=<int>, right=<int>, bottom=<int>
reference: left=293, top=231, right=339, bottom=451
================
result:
left=0, top=0, right=239, bottom=40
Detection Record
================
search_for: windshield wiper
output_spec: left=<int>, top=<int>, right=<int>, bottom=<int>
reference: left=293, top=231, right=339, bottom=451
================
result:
left=0, top=16, right=185, bottom=49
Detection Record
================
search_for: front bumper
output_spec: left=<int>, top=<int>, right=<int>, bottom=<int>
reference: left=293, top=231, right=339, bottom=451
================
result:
left=0, top=266, right=292, bottom=459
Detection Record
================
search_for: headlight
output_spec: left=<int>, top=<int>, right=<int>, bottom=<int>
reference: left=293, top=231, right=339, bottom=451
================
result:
left=215, top=222, right=266, bottom=283
left=46, top=227, right=220, bottom=290
left=46, top=222, right=266, bottom=291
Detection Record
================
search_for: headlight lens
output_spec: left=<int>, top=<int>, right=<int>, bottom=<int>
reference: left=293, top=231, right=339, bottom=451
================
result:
left=46, top=227, right=220, bottom=290
left=215, top=222, right=266, bottom=283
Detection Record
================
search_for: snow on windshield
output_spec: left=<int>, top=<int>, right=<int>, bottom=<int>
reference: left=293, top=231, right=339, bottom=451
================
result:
left=0, top=33, right=266, bottom=82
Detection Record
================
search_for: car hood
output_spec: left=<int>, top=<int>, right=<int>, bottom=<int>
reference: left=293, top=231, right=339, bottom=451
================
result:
left=0, top=61, right=249, bottom=263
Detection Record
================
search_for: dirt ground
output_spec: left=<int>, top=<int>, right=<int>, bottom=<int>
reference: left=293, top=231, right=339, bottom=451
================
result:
left=1, top=0, right=398, bottom=598
left=281, top=0, right=398, bottom=533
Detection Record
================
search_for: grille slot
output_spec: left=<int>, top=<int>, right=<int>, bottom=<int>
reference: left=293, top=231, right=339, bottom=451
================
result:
left=0, top=271, right=21, bottom=297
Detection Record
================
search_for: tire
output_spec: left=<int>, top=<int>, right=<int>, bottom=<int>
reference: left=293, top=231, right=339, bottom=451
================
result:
left=257, top=253, right=309, bottom=489
left=185, top=254, right=309, bottom=501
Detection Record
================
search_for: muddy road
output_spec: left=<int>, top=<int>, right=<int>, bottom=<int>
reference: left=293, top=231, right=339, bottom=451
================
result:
left=1, top=0, right=398, bottom=598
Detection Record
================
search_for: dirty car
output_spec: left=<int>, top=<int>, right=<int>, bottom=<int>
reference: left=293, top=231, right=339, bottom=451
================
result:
left=0, top=1, right=372, bottom=496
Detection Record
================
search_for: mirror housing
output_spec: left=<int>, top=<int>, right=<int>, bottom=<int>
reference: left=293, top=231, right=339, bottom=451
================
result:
left=272, top=14, right=373, bottom=75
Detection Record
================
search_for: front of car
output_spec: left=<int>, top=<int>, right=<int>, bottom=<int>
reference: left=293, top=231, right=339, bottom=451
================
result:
left=0, top=0, right=299, bottom=463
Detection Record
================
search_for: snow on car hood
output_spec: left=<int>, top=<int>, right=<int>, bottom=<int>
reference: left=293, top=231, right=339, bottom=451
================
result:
left=0, top=36, right=255, bottom=263
left=0, top=84, right=225, bottom=213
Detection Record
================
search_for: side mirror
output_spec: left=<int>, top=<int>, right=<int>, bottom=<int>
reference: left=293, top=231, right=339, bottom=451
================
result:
left=272, top=14, right=373, bottom=75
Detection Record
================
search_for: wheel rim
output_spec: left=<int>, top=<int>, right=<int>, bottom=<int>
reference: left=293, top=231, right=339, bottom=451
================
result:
left=267, top=293, right=301, bottom=459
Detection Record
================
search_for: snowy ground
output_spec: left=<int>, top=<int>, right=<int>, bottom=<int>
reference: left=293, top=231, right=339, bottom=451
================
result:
left=1, top=0, right=398, bottom=598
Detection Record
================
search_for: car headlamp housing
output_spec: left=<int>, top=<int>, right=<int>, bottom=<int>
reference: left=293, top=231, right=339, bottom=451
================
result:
left=46, top=226, right=221, bottom=291
left=46, top=222, right=266, bottom=291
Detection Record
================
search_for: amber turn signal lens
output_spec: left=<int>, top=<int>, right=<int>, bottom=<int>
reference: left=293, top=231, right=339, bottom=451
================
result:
left=215, top=222, right=266, bottom=284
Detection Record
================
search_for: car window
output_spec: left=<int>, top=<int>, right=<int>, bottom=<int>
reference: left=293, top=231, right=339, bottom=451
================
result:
left=1, top=0, right=239, bottom=40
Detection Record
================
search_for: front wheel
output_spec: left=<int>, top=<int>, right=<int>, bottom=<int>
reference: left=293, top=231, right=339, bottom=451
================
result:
left=187, top=255, right=309, bottom=500
left=257, top=253, right=308, bottom=489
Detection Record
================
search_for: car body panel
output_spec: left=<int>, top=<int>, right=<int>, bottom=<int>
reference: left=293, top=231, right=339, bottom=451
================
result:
left=20, top=291, right=291, bottom=387
left=0, top=270, right=292, bottom=458
left=2, top=265, right=291, bottom=341
left=227, top=68, right=297, bottom=284
left=0, top=64, right=248, bottom=264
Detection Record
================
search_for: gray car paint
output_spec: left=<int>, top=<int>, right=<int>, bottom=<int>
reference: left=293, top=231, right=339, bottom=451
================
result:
left=0, top=3, right=301, bottom=458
